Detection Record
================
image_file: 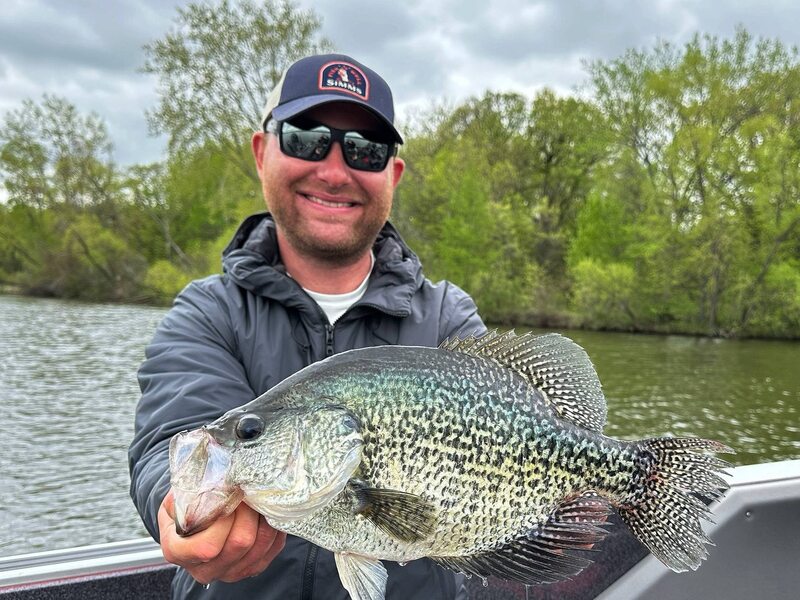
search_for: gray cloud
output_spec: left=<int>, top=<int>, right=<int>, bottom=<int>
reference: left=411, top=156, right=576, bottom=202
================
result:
left=0, top=0, right=179, bottom=73
left=308, top=0, right=418, bottom=52
left=3, top=0, right=800, bottom=167
left=0, top=0, right=184, bottom=165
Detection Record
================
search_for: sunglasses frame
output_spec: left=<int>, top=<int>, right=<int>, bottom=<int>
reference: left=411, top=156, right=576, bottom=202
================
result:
left=264, top=118, right=397, bottom=172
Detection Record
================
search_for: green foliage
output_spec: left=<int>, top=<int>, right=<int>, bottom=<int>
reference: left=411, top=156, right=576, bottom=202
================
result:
left=55, top=214, right=148, bottom=301
left=395, top=94, right=542, bottom=322
left=569, top=191, right=632, bottom=266
left=0, top=95, right=116, bottom=208
left=163, top=142, right=261, bottom=249
left=747, top=261, right=800, bottom=334
left=0, top=209, right=147, bottom=302
left=144, top=260, right=194, bottom=304
left=396, top=90, right=608, bottom=323
left=142, top=0, right=333, bottom=181
left=571, top=260, right=638, bottom=330
left=580, top=28, right=800, bottom=337
left=0, top=204, right=56, bottom=284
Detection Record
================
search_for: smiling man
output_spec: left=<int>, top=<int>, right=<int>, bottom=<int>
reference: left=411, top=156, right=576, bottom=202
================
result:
left=255, top=101, right=403, bottom=293
left=129, top=54, right=485, bottom=599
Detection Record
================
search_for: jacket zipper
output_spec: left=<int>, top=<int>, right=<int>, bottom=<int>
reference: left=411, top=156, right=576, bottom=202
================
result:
left=301, top=323, right=334, bottom=599
left=325, top=323, right=335, bottom=356
left=300, top=543, right=318, bottom=600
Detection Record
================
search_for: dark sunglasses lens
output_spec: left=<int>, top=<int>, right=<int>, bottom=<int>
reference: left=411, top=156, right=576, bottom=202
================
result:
left=278, top=120, right=393, bottom=171
left=343, top=133, right=391, bottom=171
left=281, top=123, right=331, bottom=161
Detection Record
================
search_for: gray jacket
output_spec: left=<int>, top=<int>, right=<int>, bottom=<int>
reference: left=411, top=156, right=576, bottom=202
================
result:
left=128, top=213, right=485, bottom=599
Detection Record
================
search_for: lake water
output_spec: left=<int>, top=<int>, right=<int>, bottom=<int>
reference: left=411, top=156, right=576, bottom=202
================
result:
left=0, top=295, right=798, bottom=558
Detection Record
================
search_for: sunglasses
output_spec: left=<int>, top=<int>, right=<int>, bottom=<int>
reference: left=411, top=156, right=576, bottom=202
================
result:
left=265, top=118, right=397, bottom=172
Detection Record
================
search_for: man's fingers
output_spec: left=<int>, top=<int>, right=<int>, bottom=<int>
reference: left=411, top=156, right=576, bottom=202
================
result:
left=158, top=494, right=284, bottom=585
left=162, top=511, right=238, bottom=585
left=159, top=501, right=236, bottom=567
left=163, top=490, right=175, bottom=519
left=260, top=528, right=287, bottom=568
left=242, top=525, right=286, bottom=580
left=211, top=503, right=261, bottom=566
left=219, top=516, right=286, bottom=582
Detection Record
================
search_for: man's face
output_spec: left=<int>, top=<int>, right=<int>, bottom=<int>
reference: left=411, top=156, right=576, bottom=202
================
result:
left=252, top=102, right=405, bottom=264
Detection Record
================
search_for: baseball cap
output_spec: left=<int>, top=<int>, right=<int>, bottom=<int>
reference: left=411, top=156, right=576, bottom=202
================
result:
left=260, top=53, right=403, bottom=143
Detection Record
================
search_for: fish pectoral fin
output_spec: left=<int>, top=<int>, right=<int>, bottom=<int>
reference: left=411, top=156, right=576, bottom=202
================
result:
left=334, top=552, right=387, bottom=600
left=348, top=479, right=437, bottom=543
left=431, top=492, right=612, bottom=585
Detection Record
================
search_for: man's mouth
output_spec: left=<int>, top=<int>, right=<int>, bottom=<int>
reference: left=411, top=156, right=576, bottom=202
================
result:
left=302, top=193, right=356, bottom=209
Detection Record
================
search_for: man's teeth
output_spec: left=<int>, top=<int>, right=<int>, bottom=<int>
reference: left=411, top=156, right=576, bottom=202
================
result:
left=306, top=195, right=354, bottom=208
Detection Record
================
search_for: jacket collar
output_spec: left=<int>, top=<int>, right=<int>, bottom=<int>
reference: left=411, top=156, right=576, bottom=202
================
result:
left=221, top=213, right=423, bottom=318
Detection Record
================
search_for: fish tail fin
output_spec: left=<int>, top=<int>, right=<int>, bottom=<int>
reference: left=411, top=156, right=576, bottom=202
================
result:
left=619, top=437, right=733, bottom=572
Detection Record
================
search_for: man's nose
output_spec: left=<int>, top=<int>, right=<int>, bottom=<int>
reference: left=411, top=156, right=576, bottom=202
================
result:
left=316, top=142, right=353, bottom=187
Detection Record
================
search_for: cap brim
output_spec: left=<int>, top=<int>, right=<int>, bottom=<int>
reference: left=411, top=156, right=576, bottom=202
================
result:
left=269, top=95, right=403, bottom=144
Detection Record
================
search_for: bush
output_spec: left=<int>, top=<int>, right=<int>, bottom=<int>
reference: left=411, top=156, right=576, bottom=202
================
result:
left=571, top=259, right=638, bottom=330
left=144, top=260, right=193, bottom=304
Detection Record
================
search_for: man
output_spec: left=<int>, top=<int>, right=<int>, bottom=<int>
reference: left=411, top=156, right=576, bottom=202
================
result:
left=129, top=53, right=485, bottom=599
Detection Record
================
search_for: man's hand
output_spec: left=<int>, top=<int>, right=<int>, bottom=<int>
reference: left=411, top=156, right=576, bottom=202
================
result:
left=158, top=490, right=286, bottom=585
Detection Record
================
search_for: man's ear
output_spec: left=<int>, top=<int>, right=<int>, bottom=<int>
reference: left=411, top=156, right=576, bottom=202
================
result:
left=390, top=157, right=405, bottom=190
left=252, top=131, right=267, bottom=176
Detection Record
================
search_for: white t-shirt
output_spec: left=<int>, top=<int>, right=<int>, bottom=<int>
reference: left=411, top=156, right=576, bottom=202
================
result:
left=300, top=254, right=375, bottom=325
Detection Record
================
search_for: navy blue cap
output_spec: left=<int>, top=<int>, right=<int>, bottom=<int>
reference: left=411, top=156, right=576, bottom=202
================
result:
left=260, top=53, right=403, bottom=143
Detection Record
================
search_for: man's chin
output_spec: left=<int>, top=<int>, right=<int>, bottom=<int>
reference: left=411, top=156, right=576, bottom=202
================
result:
left=284, top=228, right=378, bottom=264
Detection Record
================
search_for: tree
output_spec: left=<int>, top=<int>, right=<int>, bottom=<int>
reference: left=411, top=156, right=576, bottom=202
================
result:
left=395, top=93, right=542, bottom=322
left=571, top=259, right=639, bottom=330
left=121, top=143, right=262, bottom=301
left=586, top=29, right=800, bottom=336
left=123, top=162, right=192, bottom=267
left=142, top=0, right=333, bottom=181
left=0, top=96, right=129, bottom=299
left=521, top=90, right=612, bottom=281
left=0, top=95, right=116, bottom=209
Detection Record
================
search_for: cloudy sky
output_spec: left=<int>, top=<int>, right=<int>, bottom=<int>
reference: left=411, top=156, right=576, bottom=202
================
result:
left=2, top=0, right=799, bottom=166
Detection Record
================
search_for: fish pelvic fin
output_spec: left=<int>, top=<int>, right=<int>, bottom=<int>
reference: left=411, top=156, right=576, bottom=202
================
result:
left=431, top=492, right=612, bottom=585
left=439, top=330, right=607, bottom=432
left=620, top=437, right=734, bottom=572
left=347, top=479, right=437, bottom=543
left=334, top=552, right=387, bottom=600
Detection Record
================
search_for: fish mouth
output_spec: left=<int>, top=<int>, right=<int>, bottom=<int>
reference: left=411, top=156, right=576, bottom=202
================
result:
left=169, top=429, right=244, bottom=537
left=173, top=486, right=244, bottom=536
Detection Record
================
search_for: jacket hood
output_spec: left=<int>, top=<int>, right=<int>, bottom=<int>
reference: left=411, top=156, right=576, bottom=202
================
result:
left=221, top=212, right=424, bottom=318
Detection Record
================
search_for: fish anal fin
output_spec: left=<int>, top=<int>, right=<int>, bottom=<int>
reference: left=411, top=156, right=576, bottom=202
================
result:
left=431, top=493, right=612, bottom=585
left=440, top=330, right=607, bottom=432
left=334, top=552, right=387, bottom=600
left=348, top=479, right=437, bottom=543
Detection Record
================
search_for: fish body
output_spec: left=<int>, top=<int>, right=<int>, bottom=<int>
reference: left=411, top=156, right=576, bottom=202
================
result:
left=170, top=331, right=731, bottom=600
left=259, top=344, right=625, bottom=559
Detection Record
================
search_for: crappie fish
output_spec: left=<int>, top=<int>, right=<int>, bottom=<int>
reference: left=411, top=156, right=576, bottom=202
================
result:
left=169, top=331, right=732, bottom=600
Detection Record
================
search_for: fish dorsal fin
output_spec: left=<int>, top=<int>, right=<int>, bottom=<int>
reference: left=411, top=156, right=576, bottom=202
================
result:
left=440, top=330, right=607, bottom=432
left=346, top=479, right=437, bottom=543
left=430, top=492, right=612, bottom=585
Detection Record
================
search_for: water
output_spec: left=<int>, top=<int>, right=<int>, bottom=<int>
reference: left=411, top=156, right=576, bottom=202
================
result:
left=0, top=295, right=165, bottom=557
left=0, top=296, right=798, bottom=559
left=554, top=329, right=800, bottom=466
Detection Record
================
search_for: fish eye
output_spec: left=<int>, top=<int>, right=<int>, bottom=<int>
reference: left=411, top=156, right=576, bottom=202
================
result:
left=235, top=414, right=265, bottom=440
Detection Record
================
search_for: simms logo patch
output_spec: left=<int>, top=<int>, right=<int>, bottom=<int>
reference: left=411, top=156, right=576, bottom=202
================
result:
left=318, top=62, right=369, bottom=100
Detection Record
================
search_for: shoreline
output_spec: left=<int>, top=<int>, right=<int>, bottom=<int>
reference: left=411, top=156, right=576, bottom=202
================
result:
left=1, top=291, right=797, bottom=341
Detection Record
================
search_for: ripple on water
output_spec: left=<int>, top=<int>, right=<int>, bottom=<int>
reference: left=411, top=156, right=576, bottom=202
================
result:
left=1, top=296, right=162, bottom=556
